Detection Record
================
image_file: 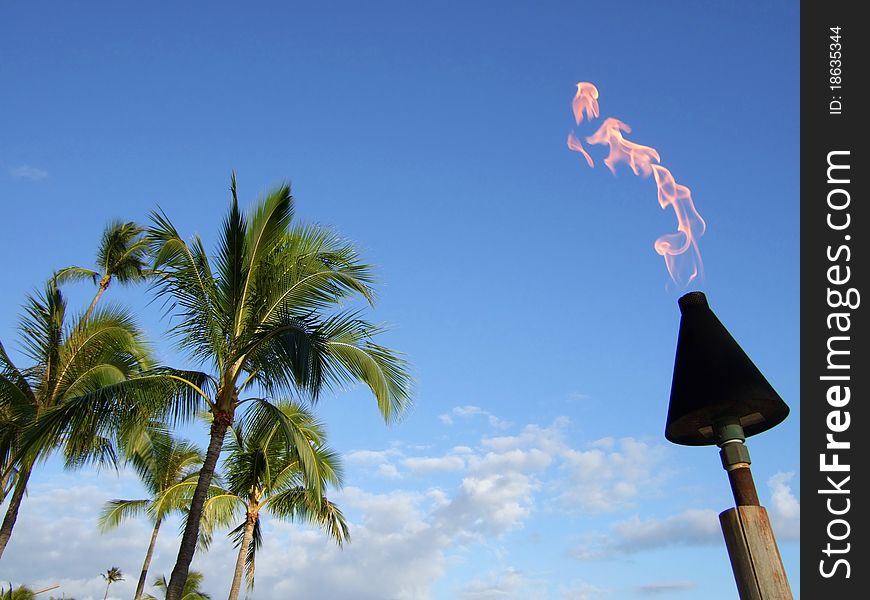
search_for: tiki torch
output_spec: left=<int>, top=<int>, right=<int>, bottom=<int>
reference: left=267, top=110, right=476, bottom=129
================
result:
left=665, top=292, right=793, bottom=600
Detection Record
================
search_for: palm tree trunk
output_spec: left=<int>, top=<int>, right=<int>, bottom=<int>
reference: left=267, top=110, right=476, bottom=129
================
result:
left=165, top=416, right=230, bottom=600
left=104, top=581, right=112, bottom=600
left=0, top=456, right=14, bottom=504
left=84, top=275, right=111, bottom=321
left=134, top=517, right=162, bottom=600
left=0, top=460, right=33, bottom=558
left=227, top=512, right=256, bottom=600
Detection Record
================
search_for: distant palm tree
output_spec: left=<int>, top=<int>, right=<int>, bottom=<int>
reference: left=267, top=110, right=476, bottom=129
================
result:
left=202, top=404, right=349, bottom=600
left=56, top=220, right=150, bottom=321
left=98, top=432, right=204, bottom=600
left=101, top=567, right=124, bottom=600
left=142, top=571, right=209, bottom=600
left=0, top=282, right=151, bottom=558
left=147, top=174, right=412, bottom=600
left=1, top=584, right=35, bottom=600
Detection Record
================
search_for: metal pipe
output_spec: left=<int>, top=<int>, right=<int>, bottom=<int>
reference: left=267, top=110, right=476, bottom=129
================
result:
left=726, top=463, right=760, bottom=506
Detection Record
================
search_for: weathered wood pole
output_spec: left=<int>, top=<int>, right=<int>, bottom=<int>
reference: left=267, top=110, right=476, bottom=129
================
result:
left=717, top=420, right=793, bottom=600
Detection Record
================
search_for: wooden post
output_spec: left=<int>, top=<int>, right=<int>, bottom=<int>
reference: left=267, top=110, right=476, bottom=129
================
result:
left=720, top=505, right=793, bottom=599
left=714, top=426, right=793, bottom=600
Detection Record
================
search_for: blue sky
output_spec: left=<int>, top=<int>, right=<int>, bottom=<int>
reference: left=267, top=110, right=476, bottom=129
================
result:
left=1, top=2, right=799, bottom=599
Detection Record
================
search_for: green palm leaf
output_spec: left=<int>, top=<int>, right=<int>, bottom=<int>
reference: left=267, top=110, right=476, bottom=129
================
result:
left=0, top=280, right=153, bottom=559
left=146, top=174, right=411, bottom=600
left=98, top=498, right=150, bottom=531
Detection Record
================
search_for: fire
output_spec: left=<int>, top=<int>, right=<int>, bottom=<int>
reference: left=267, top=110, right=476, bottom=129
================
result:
left=572, top=82, right=600, bottom=124
left=566, top=81, right=706, bottom=287
left=650, top=165, right=706, bottom=285
left=586, top=118, right=660, bottom=177
left=567, top=131, right=594, bottom=168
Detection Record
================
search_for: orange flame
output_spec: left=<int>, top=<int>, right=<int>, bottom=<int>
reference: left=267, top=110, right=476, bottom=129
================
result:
left=572, top=82, right=600, bottom=124
left=650, top=165, right=706, bottom=285
left=586, top=118, right=660, bottom=177
left=568, top=82, right=706, bottom=286
left=567, top=131, right=594, bottom=168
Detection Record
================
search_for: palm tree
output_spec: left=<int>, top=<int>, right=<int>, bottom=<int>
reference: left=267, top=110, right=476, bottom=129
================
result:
left=0, top=282, right=151, bottom=558
left=147, top=174, right=411, bottom=600
left=56, top=220, right=150, bottom=321
left=101, top=567, right=124, bottom=600
left=98, top=432, right=203, bottom=600
left=1, top=222, right=150, bottom=505
left=1, top=585, right=35, bottom=600
left=143, top=571, right=210, bottom=600
left=201, top=404, right=349, bottom=600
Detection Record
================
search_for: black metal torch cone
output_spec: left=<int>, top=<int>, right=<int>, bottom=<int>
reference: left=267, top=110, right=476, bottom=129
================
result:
left=665, top=291, right=789, bottom=446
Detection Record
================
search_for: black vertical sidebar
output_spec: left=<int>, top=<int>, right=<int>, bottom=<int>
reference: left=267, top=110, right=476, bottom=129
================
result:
left=801, top=1, right=868, bottom=597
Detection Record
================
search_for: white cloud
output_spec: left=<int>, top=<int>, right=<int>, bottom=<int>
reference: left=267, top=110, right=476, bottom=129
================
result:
left=610, top=508, right=721, bottom=551
left=0, top=418, right=694, bottom=599
left=346, top=449, right=396, bottom=465
left=0, top=479, right=451, bottom=600
left=767, top=471, right=800, bottom=540
left=346, top=448, right=402, bottom=479
left=571, top=509, right=721, bottom=560
left=9, top=165, right=48, bottom=180
left=35, top=576, right=132, bottom=600
left=430, top=421, right=574, bottom=540
left=376, top=462, right=402, bottom=478
left=454, top=406, right=486, bottom=417
left=439, top=405, right=511, bottom=429
left=559, top=581, right=610, bottom=600
left=635, top=580, right=695, bottom=595
left=459, top=568, right=542, bottom=600
left=471, top=448, right=552, bottom=475
left=1, top=451, right=551, bottom=600
left=557, top=437, right=669, bottom=512
left=403, top=455, right=466, bottom=474
left=481, top=419, right=569, bottom=456
left=252, top=487, right=450, bottom=600
left=435, top=471, right=537, bottom=539
left=0, top=477, right=187, bottom=599
left=568, top=472, right=799, bottom=563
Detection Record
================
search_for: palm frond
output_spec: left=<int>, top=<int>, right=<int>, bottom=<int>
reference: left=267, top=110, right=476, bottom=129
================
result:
left=192, top=490, right=244, bottom=547
left=147, top=209, right=225, bottom=368
left=0, top=341, right=32, bottom=399
left=319, top=312, right=412, bottom=423
left=150, top=476, right=198, bottom=520
left=245, top=223, right=375, bottom=345
left=64, top=434, right=118, bottom=469
left=240, top=400, right=323, bottom=498
left=235, top=183, right=295, bottom=334
left=17, top=283, right=65, bottom=393
left=98, top=498, right=150, bottom=531
left=241, top=313, right=324, bottom=398
left=17, top=370, right=209, bottom=468
left=96, top=220, right=150, bottom=284
left=266, top=488, right=350, bottom=547
left=215, top=180, right=247, bottom=343
left=53, top=266, right=100, bottom=286
left=122, top=428, right=203, bottom=496
left=56, top=305, right=152, bottom=400
left=0, top=352, right=36, bottom=430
